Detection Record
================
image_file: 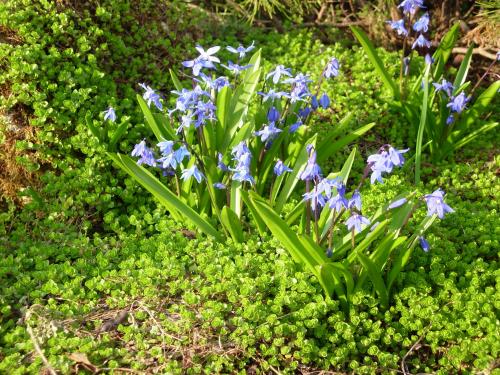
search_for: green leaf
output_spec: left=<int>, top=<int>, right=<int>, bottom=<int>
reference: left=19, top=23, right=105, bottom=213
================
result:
left=221, top=206, right=244, bottom=243
left=215, top=85, right=231, bottom=148
left=241, top=190, right=268, bottom=237
left=355, top=252, right=389, bottom=308
left=108, top=153, right=222, bottom=241
left=432, top=22, right=460, bottom=79
left=248, top=192, right=321, bottom=275
left=230, top=181, right=242, bottom=218
left=453, top=44, right=473, bottom=95
left=316, top=122, right=376, bottom=163
left=222, top=50, right=262, bottom=152
left=169, top=69, right=183, bottom=91
left=137, top=95, right=169, bottom=142
left=387, top=215, right=436, bottom=290
left=415, top=64, right=430, bottom=185
left=350, top=26, right=399, bottom=99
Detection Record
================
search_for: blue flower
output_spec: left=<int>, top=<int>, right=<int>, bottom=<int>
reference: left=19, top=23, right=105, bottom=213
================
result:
left=388, top=146, right=409, bottom=167
left=433, top=79, right=454, bottom=96
left=348, top=190, right=362, bottom=211
left=257, top=89, right=289, bottom=102
left=311, top=95, right=319, bottom=110
left=232, top=141, right=250, bottom=158
left=412, top=34, right=431, bottom=49
left=176, top=114, right=195, bottom=134
left=319, top=93, right=330, bottom=109
left=131, top=140, right=157, bottom=167
left=217, top=153, right=229, bottom=172
left=255, top=122, right=282, bottom=142
left=446, top=114, right=455, bottom=125
left=174, top=145, right=190, bottom=164
left=419, top=236, right=430, bottom=252
left=213, top=182, right=227, bottom=189
left=266, top=65, right=292, bottom=84
left=158, top=152, right=178, bottom=170
left=413, top=13, right=429, bottom=32
left=328, top=189, right=348, bottom=212
left=226, top=41, right=255, bottom=59
left=345, top=213, right=371, bottom=233
left=139, top=83, right=163, bottom=111
left=398, top=0, right=425, bottom=15
left=182, top=46, right=220, bottom=76
left=324, top=57, right=339, bottom=78
left=267, top=106, right=280, bottom=122
left=289, top=119, right=303, bottom=133
left=299, top=146, right=322, bottom=181
left=157, top=140, right=174, bottom=155
left=425, top=53, right=434, bottom=65
left=181, top=165, right=204, bottom=183
left=221, top=61, right=253, bottom=75
left=387, top=19, right=408, bottom=36
left=446, top=92, right=469, bottom=114
left=274, top=159, right=292, bottom=176
left=388, top=197, right=407, bottom=209
left=298, top=107, right=312, bottom=120
left=103, top=106, right=116, bottom=122
left=423, top=189, right=454, bottom=219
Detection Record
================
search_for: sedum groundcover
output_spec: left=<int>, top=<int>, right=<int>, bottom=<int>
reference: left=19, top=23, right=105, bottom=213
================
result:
left=1, top=0, right=499, bottom=373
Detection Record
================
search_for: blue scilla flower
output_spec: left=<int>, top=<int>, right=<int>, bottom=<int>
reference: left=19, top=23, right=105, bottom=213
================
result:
left=412, top=34, right=431, bottom=49
left=131, top=140, right=157, bottom=167
left=176, top=114, right=195, bottom=134
left=413, top=12, right=429, bottom=32
left=221, top=61, right=253, bottom=75
left=255, top=122, right=282, bottom=142
left=300, top=147, right=322, bottom=181
left=174, top=145, right=190, bottom=164
left=194, top=100, right=216, bottom=127
left=388, top=197, right=407, bottom=209
left=274, top=159, right=292, bottom=176
left=267, top=106, right=280, bottom=122
left=103, top=106, right=116, bottom=122
left=324, top=57, right=339, bottom=78
left=157, top=140, right=174, bottom=155
left=345, top=213, right=370, bottom=233
left=181, top=165, right=204, bottom=183
left=311, top=95, right=319, bottom=110
left=328, top=184, right=348, bottom=212
left=232, top=141, right=251, bottom=158
left=158, top=152, right=177, bottom=170
left=388, top=146, right=409, bottom=167
left=447, top=92, right=469, bottom=114
left=398, top=0, right=425, bottom=15
left=266, top=65, right=293, bottom=84
left=367, top=145, right=408, bottom=184
left=284, top=73, right=312, bottom=87
left=298, top=106, right=312, bottom=120
left=213, top=182, right=227, bottom=189
left=257, top=89, right=289, bottom=102
left=217, top=153, right=229, bottom=172
left=315, top=178, right=341, bottom=200
left=348, top=190, right=362, bottom=211
left=226, top=41, right=255, bottom=59
left=433, top=79, right=454, bottom=97
left=425, top=54, right=434, bottom=65
left=289, top=87, right=309, bottom=103
left=424, top=189, right=454, bottom=219
left=446, top=114, right=455, bottom=125
left=195, top=45, right=221, bottom=63
left=182, top=57, right=214, bottom=77
left=387, top=19, right=408, bottom=36
left=289, top=119, right=303, bottom=133
left=319, top=93, right=330, bottom=109
left=419, top=236, right=430, bottom=252
left=139, top=83, right=163, bottom=111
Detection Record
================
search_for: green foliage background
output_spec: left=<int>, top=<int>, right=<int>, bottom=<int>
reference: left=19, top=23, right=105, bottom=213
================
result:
left=0, top=0, right=498, bottom=373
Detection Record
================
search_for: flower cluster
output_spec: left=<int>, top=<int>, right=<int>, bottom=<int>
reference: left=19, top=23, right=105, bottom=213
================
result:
left=367, top=145, right=409, bottom=184
left=387, top=0, right=431, bottom=72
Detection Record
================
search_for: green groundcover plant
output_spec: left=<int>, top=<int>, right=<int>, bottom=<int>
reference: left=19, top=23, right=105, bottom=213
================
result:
left=92, top=42, right=454, bottom=311
left=351, top=0, right=499, bottom=183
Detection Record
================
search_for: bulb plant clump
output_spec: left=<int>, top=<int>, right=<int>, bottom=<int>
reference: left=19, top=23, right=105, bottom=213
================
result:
left=93, top=40, right=454, bottom=310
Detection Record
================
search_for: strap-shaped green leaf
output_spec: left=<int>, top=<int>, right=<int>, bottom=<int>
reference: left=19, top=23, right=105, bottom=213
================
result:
left=453, top=44, right=473, bottom=95
left=356, top=252, right=389, bottom=308
left=169, top=69, right=183, bottom=91
left=350, top=26, right=399, bottom=99
left=108, top=152, right=222, bottom=241
left=415, top=64, right=431, bottom=184
left=137, top=95, right=169, bottom=142
left=221, top=206, right=244, bottom=243
left=317, top=123, right=375, bottom=163
left=241, top=190, right=268, bottom=237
